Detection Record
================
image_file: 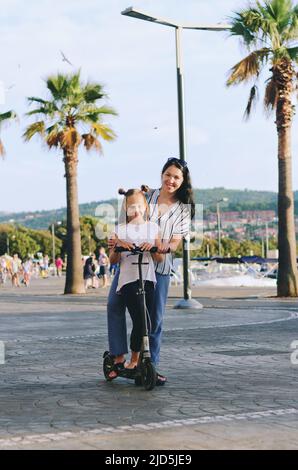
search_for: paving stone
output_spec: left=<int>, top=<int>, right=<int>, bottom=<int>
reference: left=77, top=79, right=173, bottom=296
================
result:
left=0, top=277, right=297, bottom=448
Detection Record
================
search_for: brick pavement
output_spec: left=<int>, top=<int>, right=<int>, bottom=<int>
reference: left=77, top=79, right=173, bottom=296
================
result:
left=0, top=277, right=297, bottom=449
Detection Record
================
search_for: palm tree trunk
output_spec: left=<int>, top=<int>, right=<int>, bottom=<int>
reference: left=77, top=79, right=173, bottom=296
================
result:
left=275, top=59, right=298, bottom=297
left=63, top=147, right=85, bottom=294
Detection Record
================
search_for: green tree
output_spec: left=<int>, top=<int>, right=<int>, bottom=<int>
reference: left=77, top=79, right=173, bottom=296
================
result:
left=0, top=111, right=17, bottom=157
left=8, top=227, right=39, bottom=259
left=227, top=0, right=298, bottom=296
left=239, top=240, right=262, bottom=257
left=80, top=216, right=97, bottom=256
left=23, top=71, right=117, bottom=293
left=221, top=238, right=242, bottom=257
left=31, top=229, right=62, bottom=260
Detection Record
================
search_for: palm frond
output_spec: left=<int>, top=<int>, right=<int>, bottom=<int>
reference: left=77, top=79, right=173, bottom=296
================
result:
left=25, top=71, right=117, bottom=153
left=81, top=133, right=102, bottom=152
left=83, top=83, right=105, bottom=103
left=284, top=15, right=298, bottom=41
left=94, top=105, right=118, bottom=116
left=286, top=46, right=298, bottom=61
left=46, top=130, right=64, bottom=148
left=23, top=121, right=45, bottom=141
left=76, top=106, right=118, bottom=124
left=46, top=73, right=69, bottom=101
left=0, top=110, right=17, bottom=125
left=229, top=10, right=260, bottom=46
left=243, top=84, right=259, bottom=120
left=229, top=1, right=298, bottom=50
left=68, top=72, right=81, bottom=94
left=26, top=103, right=58, bottom=117
left=61, top=128, right=81, bottom=147
left=227, top=48, right=270, bottom=86
left=91, top=123, right=116, bottom=141
left=27, top=96, right=49, bottom=105
left=230, top=7, right=275, bottom=45
left=264, top=75, right=278, bottom=114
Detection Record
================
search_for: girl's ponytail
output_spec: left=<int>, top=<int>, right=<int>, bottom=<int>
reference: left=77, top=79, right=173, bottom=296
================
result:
left=141, top=185, right=150, bottom=193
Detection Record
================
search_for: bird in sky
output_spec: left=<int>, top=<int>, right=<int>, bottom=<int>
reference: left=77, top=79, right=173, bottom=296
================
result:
left=60, top=50, right=73, bottom=66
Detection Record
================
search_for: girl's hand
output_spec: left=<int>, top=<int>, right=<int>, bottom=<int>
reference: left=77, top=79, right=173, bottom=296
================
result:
left=139, top=242, right=154, bottom=252
left=115, top=238, right=135, bottom=251
left=156, top=240, right=171, bottom=254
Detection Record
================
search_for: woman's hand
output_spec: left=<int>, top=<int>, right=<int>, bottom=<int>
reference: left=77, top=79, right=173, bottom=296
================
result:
left=139, top=242, right=154, bottom=252
left=156, top=240, right=171, bottom=254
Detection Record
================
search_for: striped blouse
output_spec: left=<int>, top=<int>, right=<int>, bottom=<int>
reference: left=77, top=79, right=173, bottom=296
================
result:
left=146, top=188, right=191, bottom=275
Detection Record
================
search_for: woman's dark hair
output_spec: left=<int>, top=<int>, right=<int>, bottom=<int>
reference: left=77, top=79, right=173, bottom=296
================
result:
left=161, top=158, right=195, bottom=219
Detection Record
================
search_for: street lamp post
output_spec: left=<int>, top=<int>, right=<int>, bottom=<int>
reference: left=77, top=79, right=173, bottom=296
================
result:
left=6, top=235, right=9, bottom=256
left=88, top=234, right=92, bottom=256
left=216, top=198, right=228, bottom=257
left=6, top=218, right=15, bottom=256
left=51, top=223, right=56, bottom=274
left=121, top=7, right=230, bottom=309
left=52, top=221, right=62, bottom=275
left=265, top=221, right=269, bottom=258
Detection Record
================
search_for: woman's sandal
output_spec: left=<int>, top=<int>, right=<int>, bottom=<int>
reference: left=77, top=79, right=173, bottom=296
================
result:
left=156, top=372, right=167, bottom=386
left=108, top=361, right=126, bottom=380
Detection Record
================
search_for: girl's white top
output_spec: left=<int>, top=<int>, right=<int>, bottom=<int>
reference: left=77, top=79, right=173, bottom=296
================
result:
left=116, top=221, right=159, bottom=292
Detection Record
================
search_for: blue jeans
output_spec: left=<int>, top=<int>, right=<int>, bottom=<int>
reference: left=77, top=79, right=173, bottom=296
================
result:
left=107, top=269, right=170, bottom=366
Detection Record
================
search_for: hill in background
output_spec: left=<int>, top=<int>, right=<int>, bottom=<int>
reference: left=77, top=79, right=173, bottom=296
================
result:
left=0, top=188, right=284, bottom=230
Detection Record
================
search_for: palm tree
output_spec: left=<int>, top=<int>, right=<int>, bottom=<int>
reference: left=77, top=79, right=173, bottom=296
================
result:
left=227, top=0, right=298, bottom=296
left=24, top=71, right=117, bottom=294
left=0, top=111, right=17, bottom=157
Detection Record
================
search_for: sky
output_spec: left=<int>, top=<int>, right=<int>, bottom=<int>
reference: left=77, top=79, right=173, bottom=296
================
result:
left=1, top=0, right=298, bottom=212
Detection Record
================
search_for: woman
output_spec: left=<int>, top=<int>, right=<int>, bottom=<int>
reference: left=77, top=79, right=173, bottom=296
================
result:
left=107, top=157, right=195, bottom=385
left=83, top=255, right=97, bottom=289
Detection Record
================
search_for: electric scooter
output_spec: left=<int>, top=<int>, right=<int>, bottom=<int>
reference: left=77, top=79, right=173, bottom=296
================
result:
left=103, top=246, right=157, bottom=391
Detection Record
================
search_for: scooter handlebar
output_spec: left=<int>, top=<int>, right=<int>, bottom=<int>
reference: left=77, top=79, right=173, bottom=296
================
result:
left=114, top=246, right=158, bottom=254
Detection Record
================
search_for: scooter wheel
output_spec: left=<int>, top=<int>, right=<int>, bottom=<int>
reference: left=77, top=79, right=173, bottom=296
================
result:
left=103, top=352, right=114, bottom=381
left=141, top=360, right=156, bottom=391
left=134, top=376, right=142, bottom=386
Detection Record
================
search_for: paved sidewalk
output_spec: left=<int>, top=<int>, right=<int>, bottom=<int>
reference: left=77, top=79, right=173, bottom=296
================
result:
left=0, top=277, right=297, bottom=449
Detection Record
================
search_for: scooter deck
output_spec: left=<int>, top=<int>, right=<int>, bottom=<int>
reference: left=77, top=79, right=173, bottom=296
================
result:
left=117, top=367, right=139, bottom=380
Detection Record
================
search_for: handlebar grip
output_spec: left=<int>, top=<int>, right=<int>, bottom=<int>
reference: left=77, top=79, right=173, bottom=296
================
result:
left=114, top=246, right=128, bottom=253
left=114, top=246, right=159, bottom=253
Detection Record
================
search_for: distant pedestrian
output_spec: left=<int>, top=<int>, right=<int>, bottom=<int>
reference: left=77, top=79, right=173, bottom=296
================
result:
left=98, top=247, right=109, bottom=288
left=83, top=254, right=97, bottom=289
left=55, top=257, right=63, bottom=277
left=10, top=254, right=22, bottom=287
left=22, top=259, right=32, bottom=287
left=0, top=257, right=8, bottom=284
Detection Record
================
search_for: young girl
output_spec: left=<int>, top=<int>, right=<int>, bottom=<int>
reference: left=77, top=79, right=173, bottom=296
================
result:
left=108, top=187, right=164, bottom=377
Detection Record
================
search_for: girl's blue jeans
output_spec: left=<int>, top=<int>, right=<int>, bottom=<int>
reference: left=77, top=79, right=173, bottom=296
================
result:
left=107, top=269, right=170, bottom=366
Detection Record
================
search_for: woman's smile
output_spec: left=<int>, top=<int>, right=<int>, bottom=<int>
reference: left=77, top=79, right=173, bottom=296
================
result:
left=162, top=165, right=183, bottom=194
